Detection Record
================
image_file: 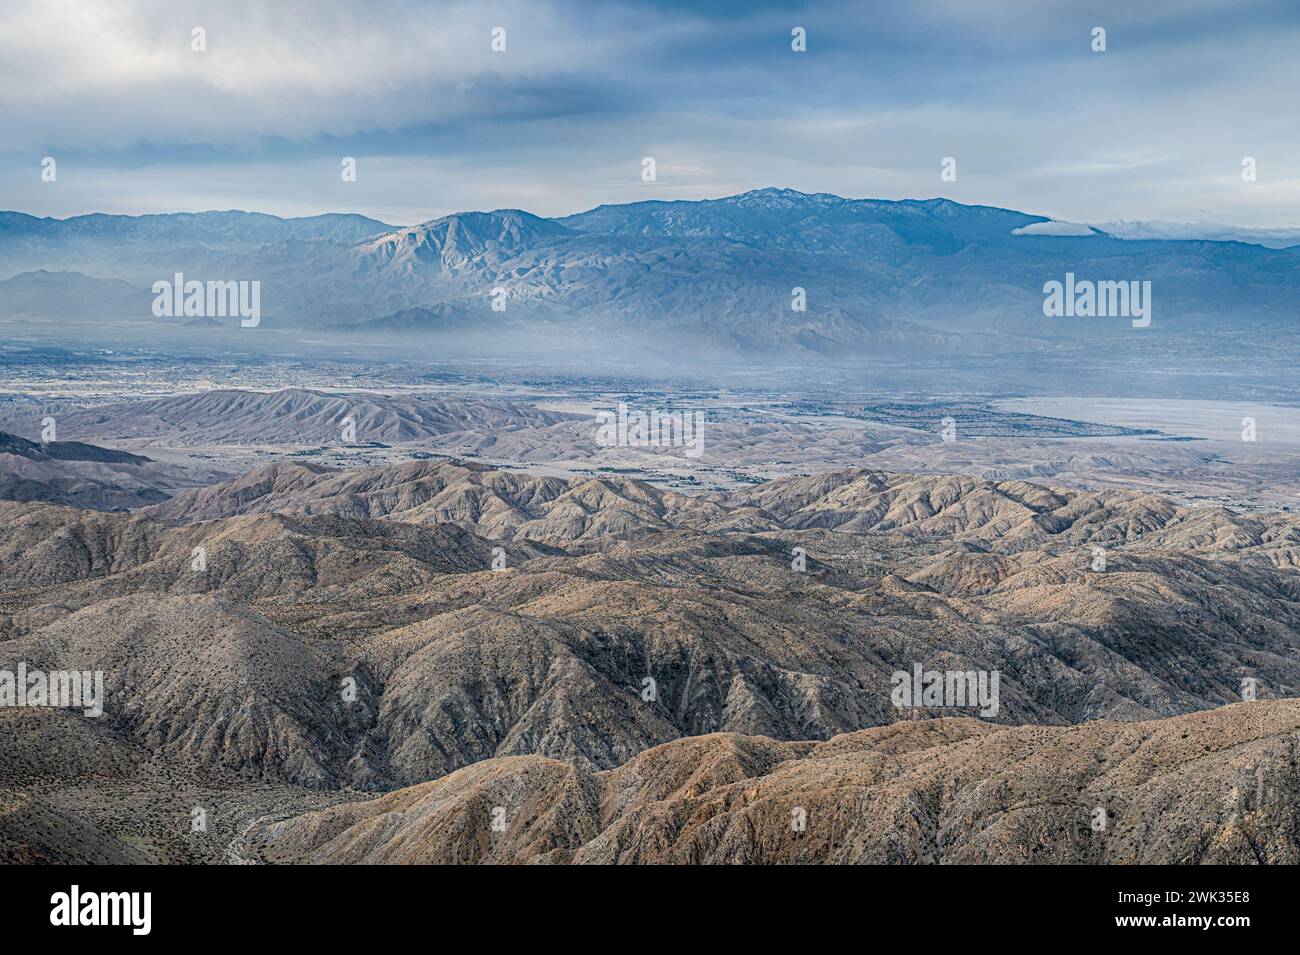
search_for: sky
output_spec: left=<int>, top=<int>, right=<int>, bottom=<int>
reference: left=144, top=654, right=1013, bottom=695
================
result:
left=3, top=0, right=1300, bottom=229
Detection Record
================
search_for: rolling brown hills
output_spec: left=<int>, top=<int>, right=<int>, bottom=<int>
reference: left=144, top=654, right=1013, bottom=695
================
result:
left=249, top=699, right=1300, bottom=864
left=2, top=458, right=1298, bottom=863
left=0, top=388, right=581, bottom=448
left=0, top=429, right=227, bottom=511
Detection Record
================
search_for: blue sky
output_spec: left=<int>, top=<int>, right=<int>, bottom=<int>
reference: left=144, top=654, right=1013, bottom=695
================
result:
left=3, top=0, right=1299, bottom=228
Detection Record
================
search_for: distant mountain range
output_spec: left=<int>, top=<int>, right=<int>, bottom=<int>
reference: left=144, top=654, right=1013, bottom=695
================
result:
left=3, top=189, right=1298, bottom=357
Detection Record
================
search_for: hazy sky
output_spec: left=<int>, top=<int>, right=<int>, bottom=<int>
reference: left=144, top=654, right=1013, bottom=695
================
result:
left=3, top=0, right=1299, bottom=227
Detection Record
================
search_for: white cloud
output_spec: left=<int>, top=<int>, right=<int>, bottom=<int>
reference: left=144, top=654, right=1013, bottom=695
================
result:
left=1012, top=221, right=1097, bottom=237
left=0, top=0, right=622, bottom=150
left=4, top=0, right=1300, bottom=229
